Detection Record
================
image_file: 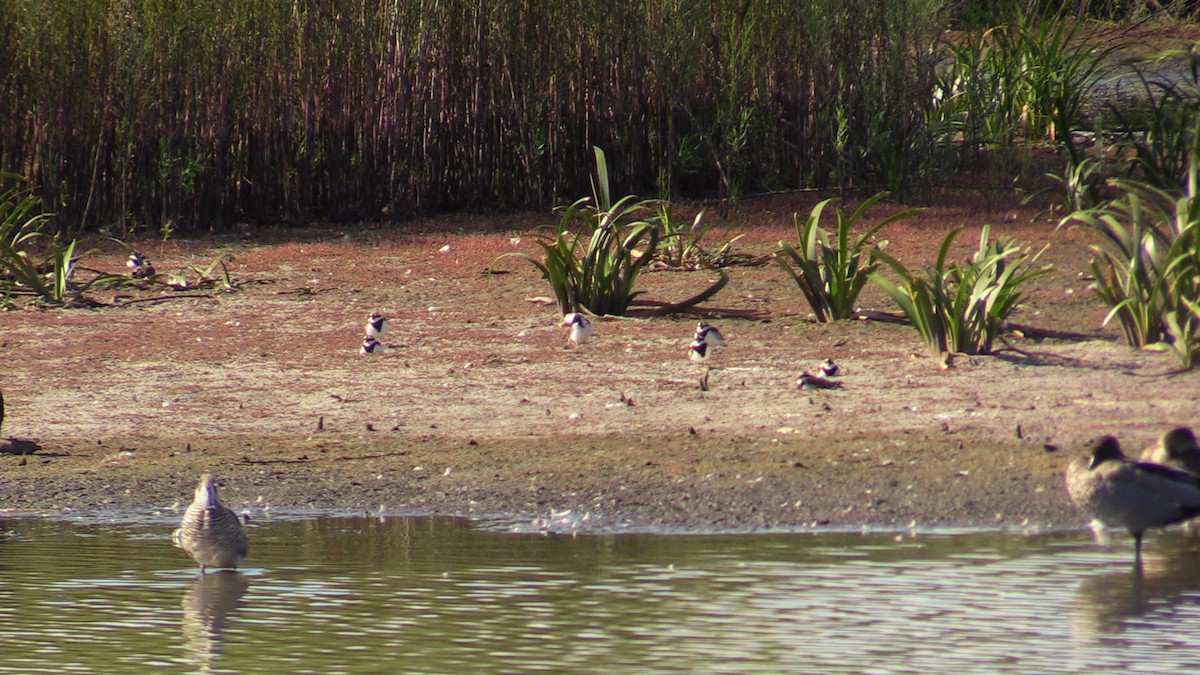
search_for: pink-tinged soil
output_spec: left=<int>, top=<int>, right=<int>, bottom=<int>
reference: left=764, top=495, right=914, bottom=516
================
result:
left=1, top=192, right=1195, bottom=532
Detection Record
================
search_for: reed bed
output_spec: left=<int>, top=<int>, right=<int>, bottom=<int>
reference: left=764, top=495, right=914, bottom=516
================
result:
left=0, top=0, right=943, bottom=234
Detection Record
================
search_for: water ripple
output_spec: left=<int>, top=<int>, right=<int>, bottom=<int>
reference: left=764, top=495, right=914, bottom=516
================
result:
left=3, top=517, right=1200, bottom=672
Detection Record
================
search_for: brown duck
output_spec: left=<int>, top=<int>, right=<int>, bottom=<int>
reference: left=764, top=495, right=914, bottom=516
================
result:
left=1066, top=436, right=1200, bottom=560
left=1139, top=427, right=1200, bottom=477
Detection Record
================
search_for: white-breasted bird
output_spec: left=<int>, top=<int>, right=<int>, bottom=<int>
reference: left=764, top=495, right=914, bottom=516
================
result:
left=1066, top=435, right=1200, bottom=561
left=818, top=358, right=840, bottom=378
left=1140, top=427, right=1200, bottom=477
left=365, top=312, right=391, bottom=340
left=172, top=474, right=249, bottom=573
left=561, top=313, right=593, bottom=344
left=797, top=371, right=842, bottom=390
left=694, top=321, right=724, bottom=347
left=688, top=339, right=711, bottom=364
left=127, top=250, right=155, bottom=279
left=360, top=335, right=385, bottom=355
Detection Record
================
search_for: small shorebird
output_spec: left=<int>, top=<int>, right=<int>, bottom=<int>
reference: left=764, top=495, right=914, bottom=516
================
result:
left=360, top=335, right=385, bottom=355
left=1140, top=427, right=1200, bottom=476
left=173, top=474, right=249, bottom=573
left=689, top=340, right=714, bottom=390
left=127, top=251, right=155, bottom=279
left=694, top=321, right=724, bottom=347
left=561, top=313, right=593, bottom=344
left=1066, top=435, right=1200, bottom=561
left=818, top=358, right=840, bottom=378
left=797, top=371, right=842, bottom=390
left=365, top=312, right=391, bottom=340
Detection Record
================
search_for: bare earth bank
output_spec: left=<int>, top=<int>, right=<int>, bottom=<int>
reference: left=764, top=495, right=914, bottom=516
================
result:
left=1, top=194, right=1196, bottom=533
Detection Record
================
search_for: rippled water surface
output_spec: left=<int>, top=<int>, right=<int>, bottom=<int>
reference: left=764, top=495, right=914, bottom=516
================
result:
left=3, top=515, right=1200, bottom=673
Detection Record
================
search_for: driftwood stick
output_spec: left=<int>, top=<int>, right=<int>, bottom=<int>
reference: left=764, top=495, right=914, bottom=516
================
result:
left=111, top=293, right=215, bottom=307
left=628, top=271, right=731, bottom=317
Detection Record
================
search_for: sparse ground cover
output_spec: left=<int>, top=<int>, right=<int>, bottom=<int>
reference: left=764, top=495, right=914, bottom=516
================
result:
left=1, top=192, right=1195, bottom=532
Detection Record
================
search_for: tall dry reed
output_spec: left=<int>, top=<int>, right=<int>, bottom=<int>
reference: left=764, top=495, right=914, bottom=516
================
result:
left=0, top=0, right=942, bottom=234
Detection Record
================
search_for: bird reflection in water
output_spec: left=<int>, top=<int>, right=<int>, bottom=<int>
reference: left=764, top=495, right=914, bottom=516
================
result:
left=181, top=571, right=250, bottom=673
left=1070, top=539, right=1200, bottom=646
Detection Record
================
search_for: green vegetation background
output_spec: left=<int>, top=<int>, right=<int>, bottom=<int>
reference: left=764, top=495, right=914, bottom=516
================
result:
left=1, top=0, right=1196, bottom=236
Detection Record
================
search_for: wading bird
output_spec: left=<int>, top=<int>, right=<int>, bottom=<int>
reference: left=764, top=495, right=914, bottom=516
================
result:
left=173, top=474, right=249, bottom=573
left=1140, top=427, right=1200, bottom=477
left=1066, top=436, right=1200, bottom=561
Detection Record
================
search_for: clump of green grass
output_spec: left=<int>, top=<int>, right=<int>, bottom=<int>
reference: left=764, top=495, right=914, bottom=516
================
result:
left=494, top=148, right=665, bottom=316
left=507, top=195, right=663, bottom=317
left=1063, top=160, right=1200, bottom=368
left=653, top=205, right=748, bottom=270
left=1107, top=48, right=1200, bottom=194
left=872, top=225, right=1050, bottom=359
left=931, top=8, right=1120, bottom=195
left=0, top=173, right=46, bottom=253
left=162, top=253, right=236, bottom=291
left=495, top=148, right=734, bottom=316
left=775, top=191, right=920, bottom=322
left=0, top=172, right=128, bottom=307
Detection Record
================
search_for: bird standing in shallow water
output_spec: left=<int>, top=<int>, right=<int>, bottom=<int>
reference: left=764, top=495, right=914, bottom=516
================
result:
left=561, top=313, right=593, bottom=344
left=173, top=474, right=249, bottom=573
left=365, top=312, right=390, bottom=340
left=1066, top=436, right=1200, bottom=561
left=1140, top=427, right=1200, bottom=477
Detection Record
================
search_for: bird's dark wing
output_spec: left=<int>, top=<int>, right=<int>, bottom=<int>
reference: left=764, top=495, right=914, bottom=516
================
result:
left=1135, top=459, right=1200, bottom=487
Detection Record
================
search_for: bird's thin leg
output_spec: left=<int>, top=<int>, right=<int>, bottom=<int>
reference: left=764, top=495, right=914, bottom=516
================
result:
left=1134, top=533, right=1143, bottom=563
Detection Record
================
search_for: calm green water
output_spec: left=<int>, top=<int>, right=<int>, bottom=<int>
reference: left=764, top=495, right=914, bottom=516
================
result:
left=2, top=515, right=1200, bottom=673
